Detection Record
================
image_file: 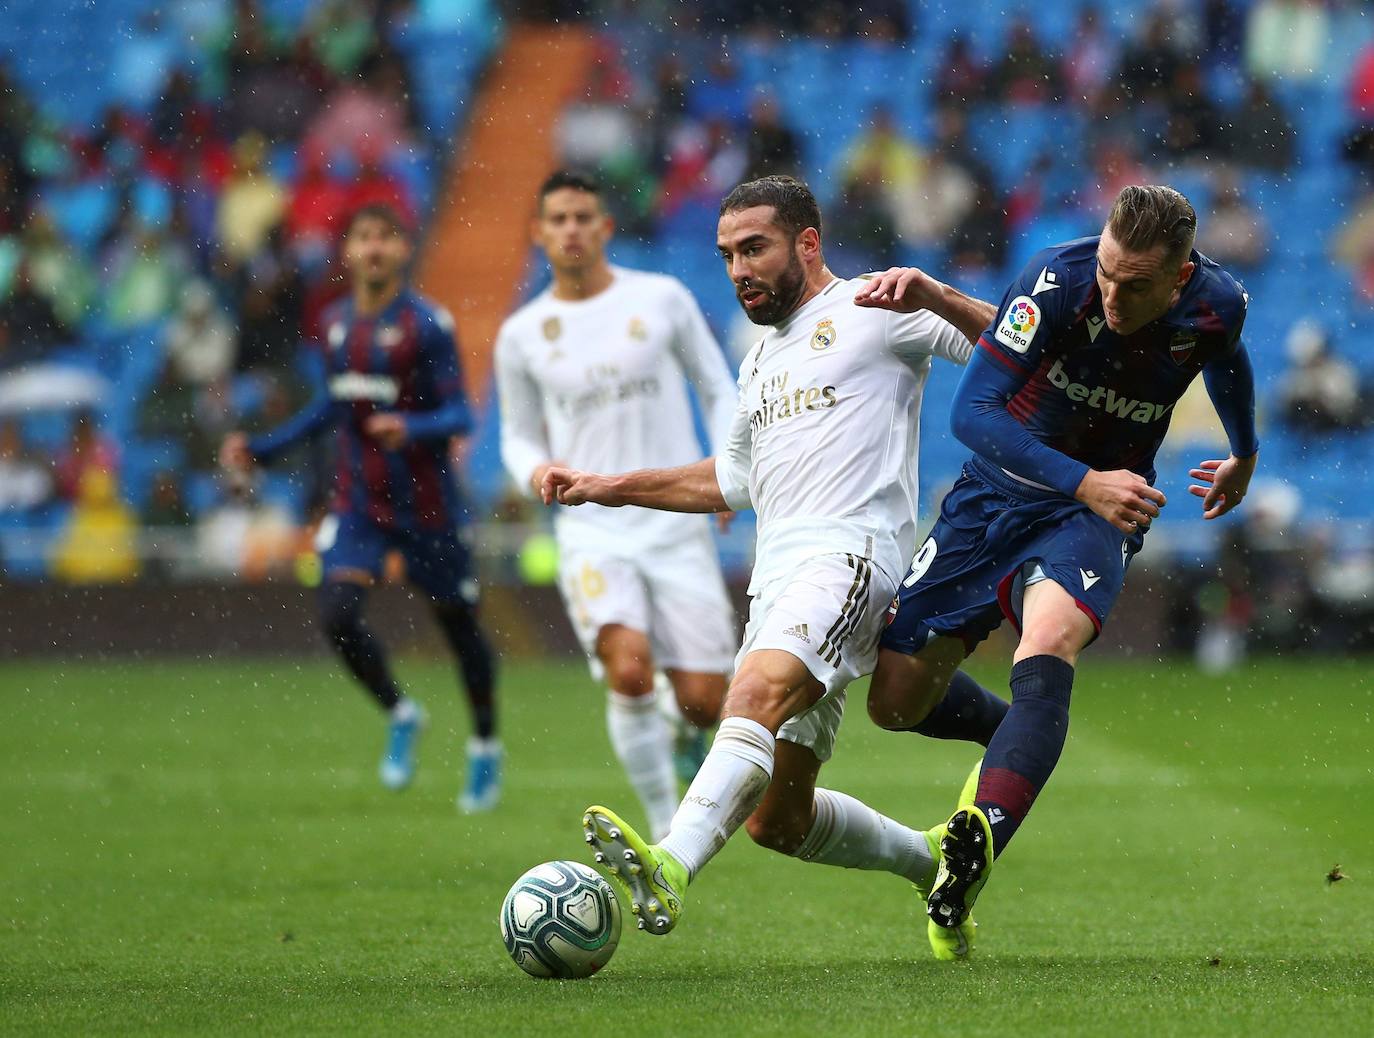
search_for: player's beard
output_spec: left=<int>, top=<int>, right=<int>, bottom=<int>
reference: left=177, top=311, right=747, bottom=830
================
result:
left=737, top=253, right=807, bottom=326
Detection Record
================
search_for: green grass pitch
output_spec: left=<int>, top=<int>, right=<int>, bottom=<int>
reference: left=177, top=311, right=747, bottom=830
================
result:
left=3, top=656, right=1372, bottom=1035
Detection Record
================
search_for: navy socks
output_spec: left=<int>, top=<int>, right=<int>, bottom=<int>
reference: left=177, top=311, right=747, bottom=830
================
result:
left=974, top=655, right=1075, bottom=857
left=908, top=670, right=1010, bottom=747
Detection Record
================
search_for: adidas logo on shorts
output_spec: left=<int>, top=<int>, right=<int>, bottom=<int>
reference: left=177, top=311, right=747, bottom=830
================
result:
left=781, top=623, right=811, bottom=644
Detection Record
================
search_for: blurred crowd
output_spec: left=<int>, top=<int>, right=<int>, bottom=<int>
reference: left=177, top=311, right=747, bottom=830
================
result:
left=3, top=0, right=1374, bottom=619
left=0, top=0, right=437, bottom=578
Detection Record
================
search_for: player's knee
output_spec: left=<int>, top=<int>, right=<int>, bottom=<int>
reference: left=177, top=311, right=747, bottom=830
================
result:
left=722, top=671, right=792, bottom=731
left=604, top=655, right=654, bottom=696
left=673, top=675, right=726, bottom=729
left=1018, top=624, right=1089, bottom=665
left=866, top=659, right=943, bottom=730
left=744, top=808, right=809, bottom=855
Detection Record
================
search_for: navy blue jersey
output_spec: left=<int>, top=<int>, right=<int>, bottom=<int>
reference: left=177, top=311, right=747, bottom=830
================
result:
left=249, top=290, right=473, bottom=531
left=974, top=236, right=1249, bottom=482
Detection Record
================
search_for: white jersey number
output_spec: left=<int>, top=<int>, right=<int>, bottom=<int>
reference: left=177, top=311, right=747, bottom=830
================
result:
left=902, top=537, right=938, bottom=588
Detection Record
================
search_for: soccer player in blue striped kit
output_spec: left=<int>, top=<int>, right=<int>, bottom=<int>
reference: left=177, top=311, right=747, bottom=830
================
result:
left=863, top=185, right=1260, bottom=936
left=221, top=204, right=500, bottom=811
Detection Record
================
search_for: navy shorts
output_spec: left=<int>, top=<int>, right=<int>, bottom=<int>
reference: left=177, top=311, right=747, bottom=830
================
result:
left=881, top=457, right=1146, bottom=656
left=315, top=511, right=479, bottom=605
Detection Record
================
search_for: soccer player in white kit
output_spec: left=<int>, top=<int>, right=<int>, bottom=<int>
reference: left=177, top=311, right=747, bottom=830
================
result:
left=495, top=171, right=739, bottom=840
left=544, top=176, right=998, bottom=958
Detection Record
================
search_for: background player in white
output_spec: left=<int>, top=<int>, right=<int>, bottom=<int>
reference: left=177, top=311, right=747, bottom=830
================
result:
left=495, top=170, right=738, bottom=840
left=544, top=176, right=997, bottom=957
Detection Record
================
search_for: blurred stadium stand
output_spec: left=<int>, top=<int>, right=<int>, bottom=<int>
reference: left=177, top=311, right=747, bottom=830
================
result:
left=2, top=0, right=1373, bottom=654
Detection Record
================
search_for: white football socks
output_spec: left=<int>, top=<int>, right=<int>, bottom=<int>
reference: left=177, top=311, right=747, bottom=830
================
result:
left=658, top=716, right=775, bottom=880
left=792, top=788, right=934, bottom=886
left=606, top=691, right=678, bottom=841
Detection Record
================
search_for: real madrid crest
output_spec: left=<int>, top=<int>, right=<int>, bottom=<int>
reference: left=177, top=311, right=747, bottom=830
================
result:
left=810, top=318, right=837, bottom=351
left=628, top=317, right=648, bottom=342
left=543, top=316, right=562, bottom=342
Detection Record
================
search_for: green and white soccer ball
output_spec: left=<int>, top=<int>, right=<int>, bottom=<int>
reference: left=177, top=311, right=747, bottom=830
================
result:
left=500, top=860, right=622, bottom=979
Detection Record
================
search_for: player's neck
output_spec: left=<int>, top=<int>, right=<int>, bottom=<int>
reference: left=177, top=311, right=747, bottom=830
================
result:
left=550, top=262, right=614, bottom=302
left=781, top=265, right=838, bottom=321
left=354, top=279, right=405, bottom=318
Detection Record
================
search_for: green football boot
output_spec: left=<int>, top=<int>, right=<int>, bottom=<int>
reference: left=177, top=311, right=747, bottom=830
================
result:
left=583, top=805, right=687, bottom=935
left=916, top=756, right=983, bottom=961
left=927, top=805, right=994, bottom=932
left=957, top=756, right=982, bottom=809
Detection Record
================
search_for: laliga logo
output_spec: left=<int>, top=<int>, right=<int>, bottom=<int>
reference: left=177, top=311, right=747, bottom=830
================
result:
left=995, top=295, right=1040, bottom=354
left=1007, top=300, right=1037, bottom=333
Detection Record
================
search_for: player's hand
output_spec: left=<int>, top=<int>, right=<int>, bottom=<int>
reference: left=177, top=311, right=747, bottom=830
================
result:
left=715, top=510, right=736, bottom=533
left=1188, top=454, right=1257, bottom=520
left=541, top=466, right=623, bottom=507
left=1074, top=468, right=1166, bottom=534
left=219, top=432, right=254, bottom=472
left=365, top=413, right=409, bottom=450
left=853, top=267, right=943, bottom=313
left=529, top=462, right=567, bottom=497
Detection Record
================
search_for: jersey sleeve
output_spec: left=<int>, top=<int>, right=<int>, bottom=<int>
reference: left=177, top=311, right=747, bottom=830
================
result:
left=403, top=307, right=474, bottom=441
left=666, top=279, right=737, bottom=452
left=1203, top=340, right=1259, bottom=457
left=247, top=342, right=333, bottom=462
left=975, top=253, right=1070, bottom=374
left=712, top=349, right=755, bottom=511
left=494, top=323, right=553, bottom=496
left=885, top=306, right=974, bottom=367
left=950, top=253, right=1090, bottom=496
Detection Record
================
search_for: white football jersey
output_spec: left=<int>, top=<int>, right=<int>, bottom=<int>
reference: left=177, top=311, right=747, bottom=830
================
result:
left=714, top=275, right=973, bottom=590
left=496, top=266, right=737, bottom=554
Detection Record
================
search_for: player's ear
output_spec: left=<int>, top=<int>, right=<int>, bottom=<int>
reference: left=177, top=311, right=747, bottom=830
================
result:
left=601, top=211, right=615, bottom=241
left=1175, top=260, right=1196, bottom=291
left=797, top=226, right=820, bottom=261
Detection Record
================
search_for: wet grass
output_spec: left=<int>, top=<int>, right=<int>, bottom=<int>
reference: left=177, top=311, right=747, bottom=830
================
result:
left=2, top=656, right=1372, bottom=1035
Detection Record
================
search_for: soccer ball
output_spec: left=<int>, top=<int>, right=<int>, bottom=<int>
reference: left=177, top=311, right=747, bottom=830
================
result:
left=500, top=860, right=622, bottom=979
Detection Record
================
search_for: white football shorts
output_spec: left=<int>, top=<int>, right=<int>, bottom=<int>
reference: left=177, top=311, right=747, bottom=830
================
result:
left=557, top=534, right=737, bottom=679
left=737, top=551, right=897, bottom=762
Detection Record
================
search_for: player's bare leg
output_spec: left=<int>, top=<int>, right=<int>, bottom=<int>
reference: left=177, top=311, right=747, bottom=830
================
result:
left=597, top=624, right=678, bottom=840
left=745, top=739, right=977, bottom=960
left=663, top=667, right=727, bottom=782
left=867, top=638, right=965, bottom=729
left=584, top=648, right=817, bottom=934
left=664, top=668, right=726, bottom=730
left=318, top=571, right=425, bottom=790
left=869, top=638, right=1010, bottom=748
left=747, top=741, right=936, bottom=883
left=931, top=578, right=1095, bottom=931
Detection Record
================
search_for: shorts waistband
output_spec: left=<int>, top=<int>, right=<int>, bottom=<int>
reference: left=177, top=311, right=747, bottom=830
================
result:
left=967, top=455, right=1063, bottom=503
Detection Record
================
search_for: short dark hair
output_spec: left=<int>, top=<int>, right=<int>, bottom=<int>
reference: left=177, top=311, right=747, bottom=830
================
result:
left=1105, top=185, right=1196, bottom=262
left=346, top=203, right=410, bottom=238
left=539, top=169, right=603, bottom=208
left=719, top=175, right=822, bottom=238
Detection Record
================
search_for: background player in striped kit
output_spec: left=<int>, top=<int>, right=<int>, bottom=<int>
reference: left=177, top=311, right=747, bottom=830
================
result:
left=221, top=204, right=501, bottom=811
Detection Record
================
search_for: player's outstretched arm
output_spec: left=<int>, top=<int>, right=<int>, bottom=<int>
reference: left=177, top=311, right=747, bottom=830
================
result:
left=541, top=458, right=729, bottom=513
left=1192, top=344, right=1260, bottom=520
left=235, top=351, right=334, bottom=465
left=854, top=267, right=996, bottom=343
left=1188, top=454, right=1258, bottom=520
